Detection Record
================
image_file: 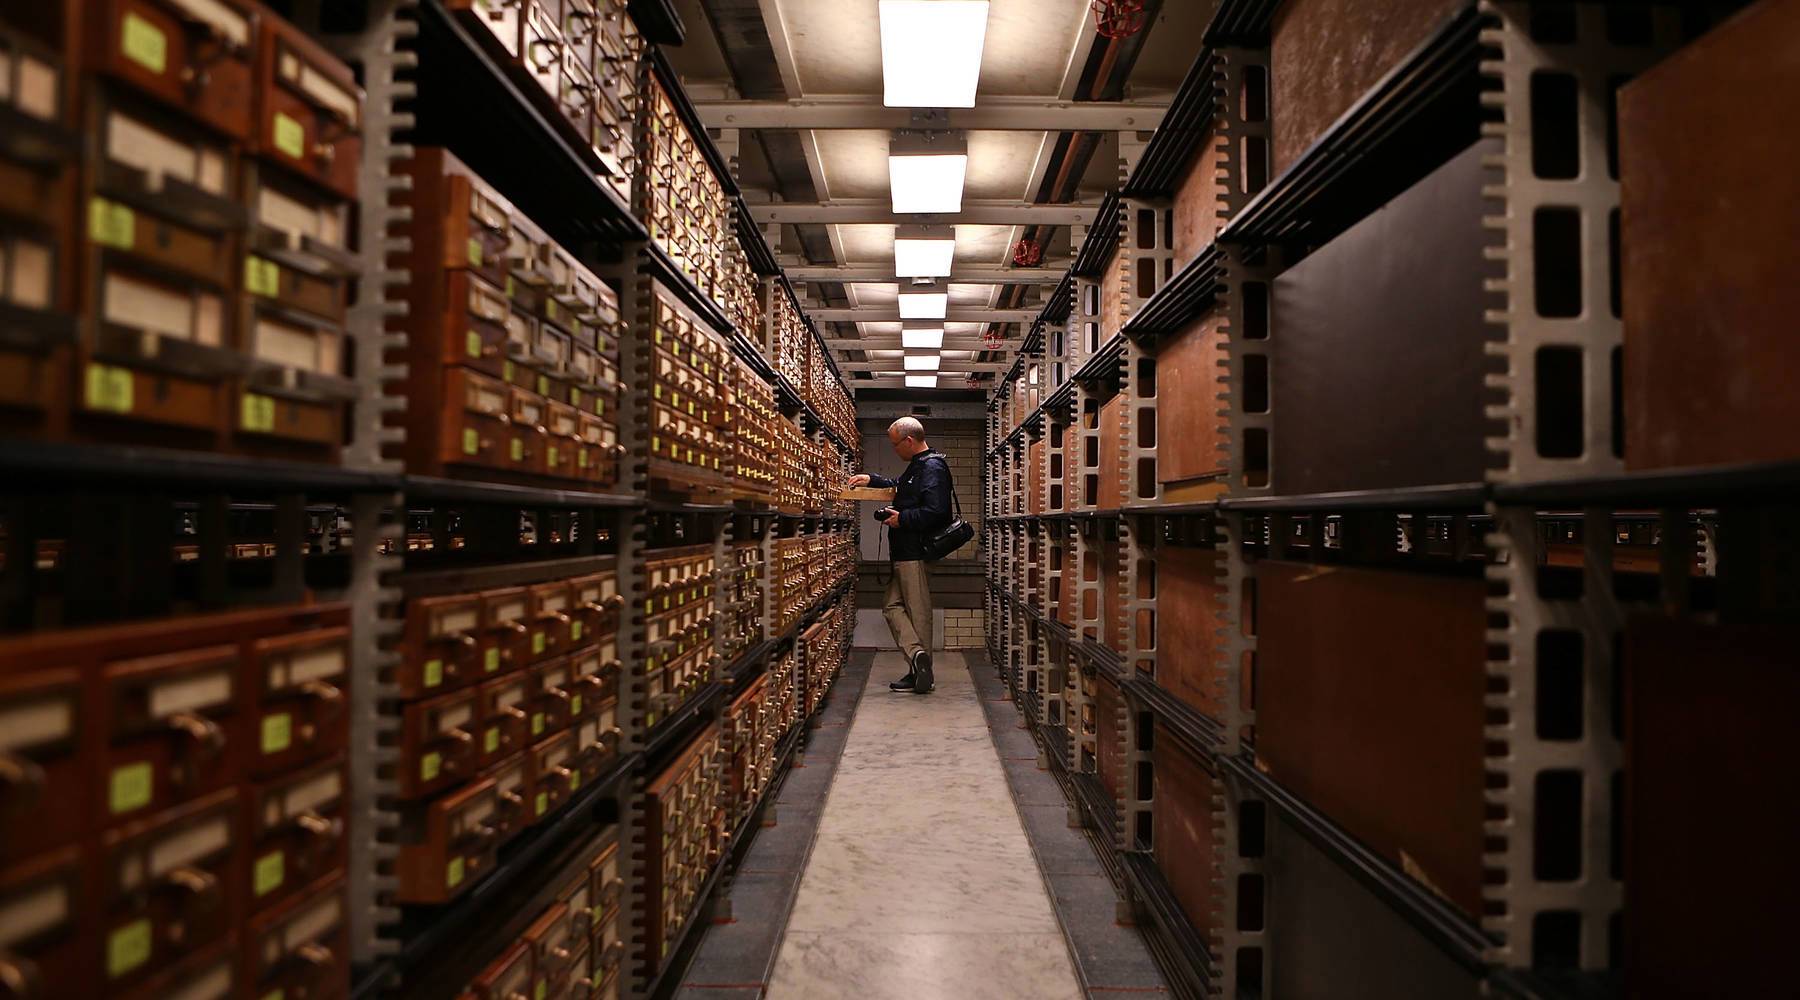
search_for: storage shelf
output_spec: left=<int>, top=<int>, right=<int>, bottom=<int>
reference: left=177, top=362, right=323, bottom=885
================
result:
left=1491, top=459, right=1800, bottom=506
left=403, top=475, right=642, bottom=509
left=1218, top=751, right=1494, bottom=974
left=1122, top=50, right=1224, bottom=198
left=1071, top=191, right=1125, bottom=278
left=646, top=238, right=737, bottom=339
left=1217, top=4, right=1485, bottom=251
left=648, top=48, right=739, bottom=198
left=1202, top=0, right=1281, bottom=45
left=1121, top=244, right=1225, bottom=341
left=1125, top=676, right=1223, bottom=761
left=1121, top=851, right=1220, bottom=998
left=1220, top=482, right=1489, bottom=512
left=0, top=439, right=401, bottom=494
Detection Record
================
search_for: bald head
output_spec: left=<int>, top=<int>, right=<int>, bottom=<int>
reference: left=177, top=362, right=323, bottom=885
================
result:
left=887, top=416, right=928, bottom=460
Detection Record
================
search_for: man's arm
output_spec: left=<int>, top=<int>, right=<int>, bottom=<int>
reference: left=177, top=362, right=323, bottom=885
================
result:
left=897, top=459, right=952, bottom=532
left=858, top=472, right=897, bottom=489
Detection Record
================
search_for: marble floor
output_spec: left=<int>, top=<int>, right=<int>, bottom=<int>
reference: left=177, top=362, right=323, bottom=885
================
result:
left=765, top=652, right=1085, bottom=1000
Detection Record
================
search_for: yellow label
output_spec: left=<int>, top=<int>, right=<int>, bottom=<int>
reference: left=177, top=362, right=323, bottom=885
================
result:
left=462, top=428, right=480, bottom=456
left=261, top=713, right=292, bottom=754
left=570, top=695, right=582, bottom=715
left=535, top=791, right=548, bottom=816
left=536, top=375, right=549, bottom=396
left=262, top=991, right=285, bottom=1000
left=567, top=771, right=580, bottom=792
left=85, top=363, right=135, bottom=415
left=503, top=360, right=515, bottom=383
left=484, top=727, right=500, bottom=754
left=107, top=918, right=153, bottom=979
left=547, top=446, right=559, bottom=468
left=466, top=330, right=483, bottom=358
left=88, top=198, right=135, bottom=249
left=245, top=256, right=282, bottom=297
left=420, top=751, right=441, bottom=783
left=571, top=621, right=583, bottom=641
left=535, top=981, right=547, bottom=1000
left=273, top=112, right=306, bottom=160
left=595, top=397, right=605, bottom=416
left=254, top=851, right=285, bottom=897
left=530, top=712, right=545, bottom=736
left=571, top=389, right=582, bottom=409
left=509, top=438, right=524, bottom=462
left=653, top=384, right=663, bottom=400
left=578, top=449, right=589, bottom=469
left=467, top=238, right=484, bottom=267
left=446, top=857, right=465, bottom=889
left=424, top=658, right=444, bottom=687
left=121, top=13, right=167, bottom=74
left=241, top=393, right=277, bottom=434
left=485, top=648, right=501, bottom=672
left=546, top=300, right=558, bottom=321
left=532, top=632, right=546, bottom=655
left=109, top=762, right=152, bottom=814
left=646, top=711, right=657, bottom=728
left=505, top=275, right=514, bottom=297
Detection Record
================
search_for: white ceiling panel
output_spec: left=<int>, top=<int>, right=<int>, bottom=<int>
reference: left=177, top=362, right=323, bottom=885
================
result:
left=783, top=0, right=1090, bottom=97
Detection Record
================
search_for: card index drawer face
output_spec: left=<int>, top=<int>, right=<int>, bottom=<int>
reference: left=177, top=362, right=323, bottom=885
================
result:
left=397, top=777, right=499, bottom=905
left=98, top=790, right=239, bottom=990
left=90, top=0, right=258, bottom=140
left=248, top=756, right=347, bottom=916
left=483, top=752, right=531, bottom=845
left=0, top=670, right=86, bottom=865
left=482, top=587, right=534, bottom=676
left=528, top=581, right=573, bottom=663
left=254, top=20, right=362, bottom=199
left=443, top=366, right=515, bottom=472
left=247, top=627, right=348, bottom=776
left=1256, top=560, right=1486, bottom=919
left=403, top=593, right=483, bottom=697
left=399, top=688, right=479, bottom=800
left=523, top=901, right=579, bottom=992
left=530, top=659, right=576, bottom=738
left=242, top=874, right=347, bottom=1000
left=570, top=569, right=621, bottom=642
left=529, top=731, right=577, bottom=821
left=100, top=644, right=242, bottom=827
left=0, top=849, right=87, bottom=999
left=468, top=942, right=532, bottom=1000
left=448, top=0, right=523, bottom=60
left=475, top=674, right=532, bottom=768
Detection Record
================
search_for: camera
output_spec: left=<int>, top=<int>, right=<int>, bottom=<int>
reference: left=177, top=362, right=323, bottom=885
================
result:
left=874, top=507, right=897, bottom=523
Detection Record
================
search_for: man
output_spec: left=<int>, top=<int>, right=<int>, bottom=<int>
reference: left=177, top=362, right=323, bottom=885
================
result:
left=847, top=416, right=953, bottom=694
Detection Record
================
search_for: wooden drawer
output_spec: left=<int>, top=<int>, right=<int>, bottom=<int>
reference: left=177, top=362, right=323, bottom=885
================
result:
left=400, top=592, right=484, bottom=698
left=523, top=901, right=581, bottom=998
left=529, top=580, right=577, bottom=664
left=396, top=777, right=499, bottom=904
left=251, top=15, right=361, bottom=198
left=0, top=669, right=87, bottom=865
left=473, top=673, right=533, bottom=770
left=87, top=0, right=259, bottom=139
left=246, top=755, right=346, bottom=917
left=481, top=586, right=534, bottom=677
left=242, top=160, right=354, bottom=322
left=241, top=873, right=347, bottom=1000
left=97, top=789, right=240, bottom=992
left=528, top=731, right=578, bottom=822
left=528, top=658, right=577, bottom=740
left=99, top=642, right=243, bottom=828
left=245, top=626, right=348, bottom=777
left=447, top=0, right=523, bottom=61
left=569, top=566, right=622, bottom=643
left=466, top=941, right=532, bottom=1000
left=0, top=848, right=88, bottom=998
left=398, top=688, right=480, bottom=800
left=1256, top=560, right=1485, bottom=919
left=572, top=696, right=620, bottom=781
left=481, top=751, right=532, bottom=847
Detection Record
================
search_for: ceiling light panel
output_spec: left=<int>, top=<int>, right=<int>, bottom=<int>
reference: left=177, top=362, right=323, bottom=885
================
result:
left=894, top=225, right=956, bottom=277
left=901, top=324, right=945, bottom=349
left=879, top=1, right=990, bottom=109
left=888, top=153, right=968, bottom=213
left=898, top=290, right=948, bottom=319
left=905, top=374, right=940, bottom=388
left=903, top=353, right=941, bottom=371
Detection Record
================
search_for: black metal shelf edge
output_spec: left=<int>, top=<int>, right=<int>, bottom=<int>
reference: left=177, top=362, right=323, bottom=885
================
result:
left=0, top=439, right=402, bottom=493
left=374, top=751, right=638, bottom=994
left=1120, top=500, right=1221, bottom=516
left=1121, top=851, right=1220, bottom=998
left=1073, top=333, right=1126, bottom=384
left=1219, top=752, right=1493, bottom=973
left=1125, top=677, right=1224, bottom=760
left=735, top=199, right=781, bottom=276
left=627, top=0, right=687, bottom=44
left=403, top=475, right=643, bottom=509
left=1220, top=481, right=1489, bottom=512
left=1217, top=3, right=1484, bottom=249
left=1071, top=192, right=1124, bottom=279
left=644, top=682, right=724, bottom=765
left=646, top=239, right=737, bottom=338
left=647, top=48, right=738, bottom=198
left=1122, top=50, right=1223, bottom=199
left=1202, top=0, right=1281, bottom=46
left=1122, top=245, right=1225, bottom=338
left=413, top=0, right=645, bottom=245
left=1491, top=459, right=1800, bottom=506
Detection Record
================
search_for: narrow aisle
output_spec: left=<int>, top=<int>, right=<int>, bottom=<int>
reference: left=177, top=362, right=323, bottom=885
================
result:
left=767, top=652, right=1084, bottom=1000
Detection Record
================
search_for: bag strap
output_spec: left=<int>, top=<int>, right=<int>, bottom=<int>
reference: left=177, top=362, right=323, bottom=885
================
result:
left=930, top=453, right=962, bottom=520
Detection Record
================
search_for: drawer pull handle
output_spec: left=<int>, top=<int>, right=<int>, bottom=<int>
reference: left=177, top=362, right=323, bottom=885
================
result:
left=168, top=713, right=225, bottom=757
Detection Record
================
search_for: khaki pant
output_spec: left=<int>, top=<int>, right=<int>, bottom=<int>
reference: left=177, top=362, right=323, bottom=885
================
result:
left=883, top=560, right=933, bottom=661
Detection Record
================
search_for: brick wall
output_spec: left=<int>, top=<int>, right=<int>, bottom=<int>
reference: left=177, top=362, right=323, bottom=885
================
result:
left=941, top=608, right=986, bottom=649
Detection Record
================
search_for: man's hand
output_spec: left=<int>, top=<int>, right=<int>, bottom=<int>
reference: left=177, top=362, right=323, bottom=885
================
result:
left=880, top=508, right=901, bottom=527
left=848, top=473, right=871, bottom=488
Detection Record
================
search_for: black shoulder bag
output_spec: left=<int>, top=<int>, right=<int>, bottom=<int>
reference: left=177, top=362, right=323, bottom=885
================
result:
left=920, top=454, right=974, bottom=562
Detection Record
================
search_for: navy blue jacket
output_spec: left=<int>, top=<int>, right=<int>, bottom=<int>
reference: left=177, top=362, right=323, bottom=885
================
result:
left=868, top=450, right=954, bottom=561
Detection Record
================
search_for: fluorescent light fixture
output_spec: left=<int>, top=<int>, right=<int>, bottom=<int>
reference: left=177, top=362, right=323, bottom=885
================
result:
left=888, top=131, right=968, bottom=213
left=901, top=323, right=944, bottom=349
left=898, top=290, right=948, bottom=319
left=894, top=225, right=955, bottom=278
left=880, top=1, right=990, bottom=108
left=905, top=374, right=939, bottom=388
left=903, top=353, right=941, bottom=371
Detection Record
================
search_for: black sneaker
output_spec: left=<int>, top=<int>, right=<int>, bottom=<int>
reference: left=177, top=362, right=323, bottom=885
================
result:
left=889, top=673, right=916, bottom=692
left=911, top=651, right=933, bottom=694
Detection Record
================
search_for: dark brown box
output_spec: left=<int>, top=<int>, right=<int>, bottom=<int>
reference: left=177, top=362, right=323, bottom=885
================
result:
left=0, top=848, right=89, bottom=998
left=481, top=587, right=535, bottom=678
left=87, top=0, right=259, bottom=140
left=244, top=626, right=348, bottom=777
left=240, top=873, right=347, bottom=1000
left=1625, top=618, right=1797, bottom=997
left=1620, top=0, right=1800, bottom=471
left=527, top=658, right=577, bottom=739
left=528, top=730, right=578, bottom=822
left=465, top=941, right=532, bottom=1000
left=396, top=777, right=499, bottom=905
left=97, top=789, right=240, bottom=992
left=1256, top=560, right=1486, bottom=918
left=399, top=592, right=484, bottom=699
left=1155, top=306, right=1228, bottom=490
left=1152, top=725, right=1219, bottom=937
left=1154, top=545, right=1229, bottom=721
left=251, top=15, right=361, bottom=199
left=523, top=901, right=581, bottom=998
left=473, top=673, right=533, bottom=771
left=398, top=688, right=480, bottom=801
left=1270, top=139, right=1495, bottom=495
left=1269, top=0, right=1465, bottom=176
left=246, top=755, right=346, bottom=917
left=482, top=751, right=533, bottom=846
left=0, top=668, right=89, bottom=865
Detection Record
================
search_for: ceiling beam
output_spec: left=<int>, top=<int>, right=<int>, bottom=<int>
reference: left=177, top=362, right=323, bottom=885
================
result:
left=825, top=338, right=1026, bottom=351
left=811, top=308, right=1038, bottom=323
left=749, top=200, right=1097, bottom=227
left=695, top=97, right=1167, bottom=132
left=837, top=361, right=1013, bottom=373
left=786, top=264, right=1067, bottom=285
left=851, top=377, right=990, bottom=389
